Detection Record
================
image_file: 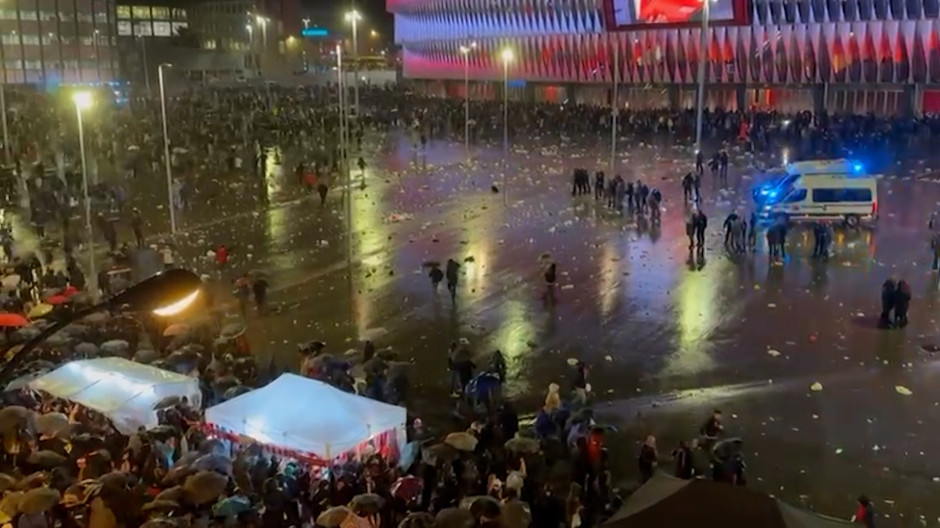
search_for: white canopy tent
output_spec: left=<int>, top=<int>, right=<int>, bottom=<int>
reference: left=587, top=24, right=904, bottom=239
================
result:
left=29, top=357, right=202, bottom=434
left=205, top=374, right=407, bottom=461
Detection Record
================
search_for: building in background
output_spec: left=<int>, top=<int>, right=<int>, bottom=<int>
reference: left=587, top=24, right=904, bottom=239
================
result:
left=0, top=0, right=119, bottom=85
left=114, top=0, right=188, bottom=88
left=390, top=0, right=940, bottom=115
left=184, top=0, right=302, bottom=79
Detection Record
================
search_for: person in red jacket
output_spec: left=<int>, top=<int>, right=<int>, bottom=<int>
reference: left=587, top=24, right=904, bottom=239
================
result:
left=216, top=244, right=229, bottom=271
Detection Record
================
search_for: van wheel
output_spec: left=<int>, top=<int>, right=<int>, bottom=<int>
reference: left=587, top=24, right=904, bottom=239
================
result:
left=844, top=215, right=860, bottom=229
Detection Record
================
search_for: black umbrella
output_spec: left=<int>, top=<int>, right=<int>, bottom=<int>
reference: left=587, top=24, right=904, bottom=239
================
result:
left=26, top=450, right=67, bottom=469
left=350, top=493, right=384, bottom=515
left=19, top=486, right=60, bottom=514
left=434, top=508, right=475, bottom=528
left=152, top=395, right=183, bottom=411
left=421, top=443, right=459, bottom=466
left=222, top=385, right=252, bottom=400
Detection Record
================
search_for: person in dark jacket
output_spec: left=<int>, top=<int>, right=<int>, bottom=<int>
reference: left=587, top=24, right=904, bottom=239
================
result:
left=879, top=278, right=897, bottom=328
left=638, top=435, right=658, bottom=483
left=894, top=280, right=911, bottom=328
left=672, top=440, right=694, bottom=479
left=445, top=259, right=460, bottom=302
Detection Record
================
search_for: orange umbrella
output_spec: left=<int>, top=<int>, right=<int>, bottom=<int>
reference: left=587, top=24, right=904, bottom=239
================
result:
left=0, top=313, right=29, bottom=328
left=46, top=295, right=68, bottom=306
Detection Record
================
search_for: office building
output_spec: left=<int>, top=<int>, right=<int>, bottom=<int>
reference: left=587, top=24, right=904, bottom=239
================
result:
left=0, top=0, right=119, bottom=84
left=390, top=0, right=940, bottom=114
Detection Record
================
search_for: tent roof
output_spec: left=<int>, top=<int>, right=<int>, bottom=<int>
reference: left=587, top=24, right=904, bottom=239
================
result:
left=604, top=474, right=853, bottom=528
left=28, top=357, right=201, bottom=434
left=205, top=373, right=406, bottom=459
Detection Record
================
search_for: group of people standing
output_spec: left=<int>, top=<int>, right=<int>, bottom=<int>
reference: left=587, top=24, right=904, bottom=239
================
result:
left=879, top=278, right=912, bottom=328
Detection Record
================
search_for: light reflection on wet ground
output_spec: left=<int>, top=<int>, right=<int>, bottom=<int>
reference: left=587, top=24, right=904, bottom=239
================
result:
left=15, top=131, right=940, bottom=522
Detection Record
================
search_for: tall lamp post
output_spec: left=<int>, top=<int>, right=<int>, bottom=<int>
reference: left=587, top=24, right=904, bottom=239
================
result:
left=694, top=0, right=714, bottom=154
left=158, top=63, right=176, bottom=235
left=459, top=42, right=477, bottom=156
left=345, top=10, right=362, bottom=117
left=72, top=91, right=96, bottom=298
left=610, top=41, right=619, bottom=176
left=336, top=43, right=351, bottom=268
left=93, top=29, right=101, bottom=83
left=500, top=48, right=513, bottom=205
left=0, top=37, right=9, bottom=165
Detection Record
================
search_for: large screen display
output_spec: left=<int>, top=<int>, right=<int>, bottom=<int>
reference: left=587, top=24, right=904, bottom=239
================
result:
left=610, top=0, right=737, bottom=26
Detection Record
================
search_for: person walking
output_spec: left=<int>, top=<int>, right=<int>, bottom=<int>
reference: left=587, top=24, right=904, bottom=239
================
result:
left=252, top=276, right=269, bottom=315
left=543, top=262, right=557, bottom=304
left=638, top=435, right=658, bottom=483
left=852, top=495, right=876, bottom=527
left=131, top=209, right=144, bottom=248
left=879, top=278, right=897, bottom=328
left=445, top=258, right=460, bottom=302
left=693, top=209, right=708, bottom=250
left=894, top=280, right=911, bottom=328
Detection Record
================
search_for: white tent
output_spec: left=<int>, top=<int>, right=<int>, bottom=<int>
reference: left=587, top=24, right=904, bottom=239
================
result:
left=29, top=357, right=202, bottom=434
left=205, top=373, right=407, bottom=461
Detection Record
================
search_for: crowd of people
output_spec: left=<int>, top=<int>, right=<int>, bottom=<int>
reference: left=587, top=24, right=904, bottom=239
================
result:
left=0, top=83, right=924, bottom=527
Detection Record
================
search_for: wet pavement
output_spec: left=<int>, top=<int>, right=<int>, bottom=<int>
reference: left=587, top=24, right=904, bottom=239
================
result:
left=17, top=129, right=940, bottom=524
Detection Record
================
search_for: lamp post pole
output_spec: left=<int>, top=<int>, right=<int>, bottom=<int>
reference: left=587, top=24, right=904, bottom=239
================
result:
left=610, top=41, right=619, bottom=176
left=501, top=49, right=512, bottom=206
left=158, top=63, right=176, bottom=235
left=459, top=43, right=476, bottom=156
left=694, top=0, right=712, bottom=154
left=73, top=94, right=96, bottom=298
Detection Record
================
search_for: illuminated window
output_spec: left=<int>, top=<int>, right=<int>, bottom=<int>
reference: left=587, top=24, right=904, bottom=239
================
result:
left=152, top=7, right=169, bottom=19
left=117, top=21, right=132, bottom=36
left=132, top=6, right=151, bottom=19
left=116, top=5, right=131, bottom=18
left=172, top=8, right=187, bottom=20
left=153, top=21, right=171, bottom=36
left=0, top=9, right=15, bottom=20
left=134, top=21, right=153, bottom=36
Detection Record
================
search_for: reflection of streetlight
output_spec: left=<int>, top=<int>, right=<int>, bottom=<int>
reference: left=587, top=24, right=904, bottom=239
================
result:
left=370, top=29, right=379, bottom=39
left=72, top=91, right=96, bottom=298
left=158, top=63, right=175, bottom=235
left=0, top=269, right=204, bottom=382
left=500, top=48, right=513, bottom=205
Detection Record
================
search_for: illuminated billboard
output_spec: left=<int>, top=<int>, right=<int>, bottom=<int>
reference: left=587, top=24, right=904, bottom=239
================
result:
left=610, top=0, right=738, bottom=26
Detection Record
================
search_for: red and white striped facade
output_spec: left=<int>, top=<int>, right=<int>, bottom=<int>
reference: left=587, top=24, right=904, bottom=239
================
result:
left=389, top=0, right=940, bottom=112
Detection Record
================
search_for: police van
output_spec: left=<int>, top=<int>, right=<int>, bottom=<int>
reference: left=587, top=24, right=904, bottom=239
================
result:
left=752, top=159, right=878, bottom=228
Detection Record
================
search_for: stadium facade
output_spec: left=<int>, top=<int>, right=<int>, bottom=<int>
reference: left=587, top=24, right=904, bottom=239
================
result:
left=388, top=0, right=940, bottom=115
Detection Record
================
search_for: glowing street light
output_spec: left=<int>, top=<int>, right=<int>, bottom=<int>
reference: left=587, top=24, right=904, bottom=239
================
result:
left=0, top=268, right=204, bottom=382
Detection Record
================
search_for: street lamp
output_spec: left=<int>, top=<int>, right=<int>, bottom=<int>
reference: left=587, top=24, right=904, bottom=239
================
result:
left=500, top=47, right=513, bottom=205
left=694, top=0, right=717, bottom=154
left=254, top=15, right=268, bottom=78
left=345, top=10, right=362, bottom=117
left=336, top=43, right=352, bottom=269
left=71, top=91, right=96, bottom=303
left=459, top=41, right=477, bottom=155
left=158, top=63, right=176, bottom=235
left=0, top=268, right=203, bottom=382
left=93, top=29, right=101, bottom=83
